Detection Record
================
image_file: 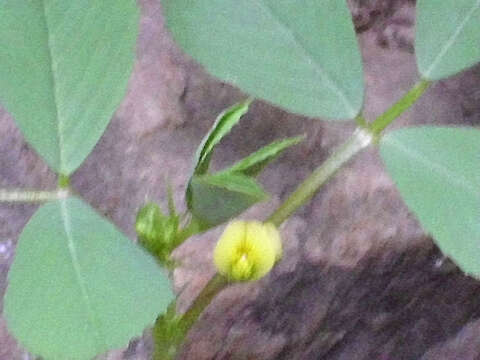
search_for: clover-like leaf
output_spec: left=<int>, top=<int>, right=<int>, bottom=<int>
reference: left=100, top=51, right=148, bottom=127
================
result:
left=380, top=126, right=480, bottom=276
left=4, top=197, right=174, bottom=360
left=164, top=0, right=364, bottom=119
left=416, top=0, right=480, bottom=80
left=0, top=0, right=138, bottom=174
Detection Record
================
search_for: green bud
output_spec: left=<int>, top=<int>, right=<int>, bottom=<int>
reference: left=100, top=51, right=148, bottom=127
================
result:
left=136, top=203, right=164, bottom=246
left=135, top=202, right=179, bottom=265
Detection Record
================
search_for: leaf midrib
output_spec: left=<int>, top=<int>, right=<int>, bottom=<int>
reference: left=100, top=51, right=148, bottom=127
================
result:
left=40, top=1, right=65, bottom=173
left=61, top=199, right=104, bottom=351
left=386, top=136, right=479, bottom=198
left=424, top=0, right=480, bottom=78
left=255, top=0, right=356, bottom=118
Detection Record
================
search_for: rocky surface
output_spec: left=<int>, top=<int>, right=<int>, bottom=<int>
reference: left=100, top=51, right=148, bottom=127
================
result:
left=1, top=0, right=480, bottom=359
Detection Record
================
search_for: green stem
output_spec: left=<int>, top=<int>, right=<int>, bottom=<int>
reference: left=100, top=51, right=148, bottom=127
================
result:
left=0, top=188, right=70, bottom=202
left=153, top=274, right=228, bottom=360
left=178, top=274, right=228, bottom=332
left=58, top=174, right=70, bottom=188
left=174, top=216, right=204, bottom=247
left=267, top=127, right=373, bottom=227
left=368, top=79, right=432, bottom=136
left=355, top=113, right=368, bottom=128
left=267, top=79, right=432, bottom=227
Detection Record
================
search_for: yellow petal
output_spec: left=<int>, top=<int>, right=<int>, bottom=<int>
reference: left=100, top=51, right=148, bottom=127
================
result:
left=213, top=220, right=246, bottom=276
left=244, top=221, right=276, bottom=280
left=213, top=220, right=282, bottom=281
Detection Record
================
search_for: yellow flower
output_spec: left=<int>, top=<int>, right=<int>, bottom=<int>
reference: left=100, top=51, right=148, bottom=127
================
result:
left=213, top=220, right=282, bottom=281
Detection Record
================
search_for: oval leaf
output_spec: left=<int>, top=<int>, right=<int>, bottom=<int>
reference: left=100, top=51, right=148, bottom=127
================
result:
left=416, top=0, right=480, bottom=80
left=189, top=172, right=269, bottom=227
left=0, top=1, right=139, bottom=175
left=4, top=197, right=174, bottom=360
left=380, top=127, right=480, bottom=276
left=164, top=0, right=364, bottom=119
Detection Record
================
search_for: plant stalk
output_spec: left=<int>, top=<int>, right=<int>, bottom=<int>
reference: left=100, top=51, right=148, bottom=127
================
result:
left=178, top=273, right=228, bottom=332
left=368, top=79, right=432, bottom=136
left=267, top=127, right=373, bottom=227
left=174, top=216, right=204, bottom=247
left=267, top=79, right=432, bottom=227
left=153, top=274, right=228, bottom=359
left=0, top=188, right=70, bottom=203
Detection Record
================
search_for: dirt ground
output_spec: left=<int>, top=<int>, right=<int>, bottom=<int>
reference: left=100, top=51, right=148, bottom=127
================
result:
left=1, top=1, right=480, bottom=359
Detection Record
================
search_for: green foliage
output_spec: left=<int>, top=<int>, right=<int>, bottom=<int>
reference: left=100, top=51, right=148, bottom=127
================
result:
left=380, top=127, right=480, bottom=276
left=186, top=101, right=303, bottom=228
left=222, top=135, right=305, bottom=177
left=189, top=172, right=269, bottom=227
left=186, top=100, right=256, bottom=227
left=416, top=0, right=480, bottom=80
left=0, top=0, right=139, bottom=175
left=193, top=100, right=251, bottom=175
left=164, top=0, right=364, bottom=119
left=152, top=302, right=184, bottom=360
left=4, top=197, right=174, bottom=360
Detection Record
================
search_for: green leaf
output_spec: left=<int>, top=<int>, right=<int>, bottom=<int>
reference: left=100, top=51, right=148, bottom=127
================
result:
left=164, top=0, right=364, bottom=119
left=193, top=100, right=250, bottom=175
left=4, top=197, right=174, bottom=360
left=189, top=172, right=269, bottom=227
left=415, top=0, right=480, bottom=80
left=0, top=1, right=139, bottom=175
left=380, top=126, right=480, bottom=276
left=186, top=100, right=250, bottom=213
left=223, top=135, right=305, bottom=177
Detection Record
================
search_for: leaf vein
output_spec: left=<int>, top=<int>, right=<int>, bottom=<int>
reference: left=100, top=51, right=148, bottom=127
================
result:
left=386, top=137, right=479, bottom=197
left=424, top=0, right=480, bottom=78
left=255, top=0, right=356, bottom=118
left=40, top=1, right=65, bottom=172
left=61, top=199, right=105, bottom=351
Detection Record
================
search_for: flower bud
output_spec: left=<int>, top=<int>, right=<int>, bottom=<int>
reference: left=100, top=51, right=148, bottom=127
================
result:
left=136, top=203, right=164, bottom=247
left=213, top=220, right=282, bottom=281
left=135, top=202, right=179, bottom=265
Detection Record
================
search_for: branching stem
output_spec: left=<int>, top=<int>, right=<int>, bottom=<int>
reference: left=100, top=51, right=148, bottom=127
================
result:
left=155, top=78, right=433, bottom=357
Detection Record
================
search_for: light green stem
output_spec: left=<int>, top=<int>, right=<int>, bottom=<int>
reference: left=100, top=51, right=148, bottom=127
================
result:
left=0, top=189, right=70, bottom=203
left=267, top=79, right=432, bottom=227
left=174, top=216, right=204, bottom=247
left=369, top=79, right=432, bottom=135
left=267, top=128, right=373, bottom=227
left=153, top=274, right=228, bottom=360
left=178, top=274, right=228, bottom=332
left=354, top=113, right=368, bottom=128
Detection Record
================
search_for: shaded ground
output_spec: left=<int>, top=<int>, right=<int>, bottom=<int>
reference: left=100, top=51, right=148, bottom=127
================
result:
left=1, top=0, right=480, bottom=359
